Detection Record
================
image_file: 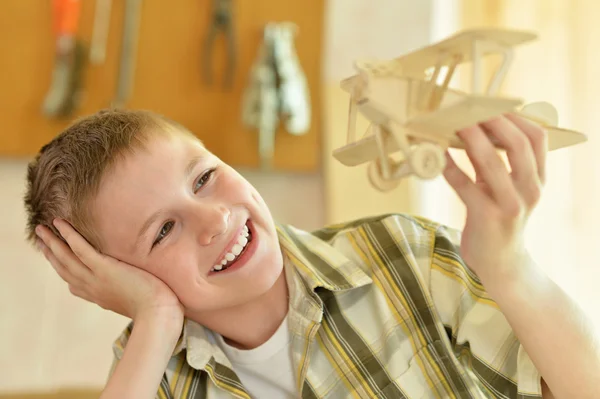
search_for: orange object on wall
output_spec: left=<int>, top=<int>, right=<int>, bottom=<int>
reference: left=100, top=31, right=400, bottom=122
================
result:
left=0, top=0, right=324, bottom=172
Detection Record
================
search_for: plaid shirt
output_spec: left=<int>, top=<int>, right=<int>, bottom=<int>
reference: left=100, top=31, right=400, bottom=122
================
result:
left=111, top=213, right=542, bottom=398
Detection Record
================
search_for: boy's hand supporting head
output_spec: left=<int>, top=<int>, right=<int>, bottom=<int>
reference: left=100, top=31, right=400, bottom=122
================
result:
left=36, top=219, right=184, bottom=326
left=24, top=109, right=194, bottom=323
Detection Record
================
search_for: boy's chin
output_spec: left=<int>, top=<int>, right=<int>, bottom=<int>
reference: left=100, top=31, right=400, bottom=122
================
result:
left=183, top=264, right=285, bottom=313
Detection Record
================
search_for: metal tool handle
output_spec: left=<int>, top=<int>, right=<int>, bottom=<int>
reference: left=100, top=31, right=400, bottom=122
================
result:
left=90, top=0, right=112, bottom=64
left=113, top=0, right=142, bottom=107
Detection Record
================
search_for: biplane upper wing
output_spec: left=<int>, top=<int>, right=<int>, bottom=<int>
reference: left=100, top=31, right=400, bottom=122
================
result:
left=392, top=28, right=537, bottom=77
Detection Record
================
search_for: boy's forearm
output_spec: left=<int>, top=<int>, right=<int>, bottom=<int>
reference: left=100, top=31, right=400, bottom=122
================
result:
left=483, top=263, right=600, bottom=399
left=101, top=314, right=182, bottom=399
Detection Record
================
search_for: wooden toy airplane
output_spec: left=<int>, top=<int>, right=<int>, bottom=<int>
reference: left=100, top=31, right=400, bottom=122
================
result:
left=333, top=28, right=587, bottom=191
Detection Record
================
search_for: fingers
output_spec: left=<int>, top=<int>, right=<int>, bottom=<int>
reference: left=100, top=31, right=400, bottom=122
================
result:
left=457, top=124, right=520, bottom=212
left=68, top=285, right=93, bottom=303
left=443, top=151, right=493, bottom=210
left=452, top=114, right=548, bottom=218
left=52, top=219, right=103, bottom=272
left=35, top=224, right=94, bottom=283
left=36, top=237, right=81, bottom=285
left=480, top=116, right=542, bottom=207
left=504, top=113, right=548, bottom=184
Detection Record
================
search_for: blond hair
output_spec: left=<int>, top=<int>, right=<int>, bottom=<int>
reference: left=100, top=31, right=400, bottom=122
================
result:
left=24, top=108, right=197, bottom=251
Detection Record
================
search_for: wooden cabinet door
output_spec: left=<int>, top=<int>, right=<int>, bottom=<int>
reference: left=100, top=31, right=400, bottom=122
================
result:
left=0, top=0, right=323, bottom=172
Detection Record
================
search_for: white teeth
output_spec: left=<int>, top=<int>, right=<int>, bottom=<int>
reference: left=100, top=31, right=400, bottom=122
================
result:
left=231, top=244, right=243, bottom=256
left=212, top=223, right=252, bottom=272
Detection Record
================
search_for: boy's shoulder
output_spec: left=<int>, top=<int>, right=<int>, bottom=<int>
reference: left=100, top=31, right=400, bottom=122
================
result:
left=310, top=212, right=461, bottom=249
left=303, top=212, right=465, bottom=280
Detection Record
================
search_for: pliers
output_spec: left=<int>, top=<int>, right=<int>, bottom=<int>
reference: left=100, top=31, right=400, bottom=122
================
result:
left=203, top=0, right=236, bottom=88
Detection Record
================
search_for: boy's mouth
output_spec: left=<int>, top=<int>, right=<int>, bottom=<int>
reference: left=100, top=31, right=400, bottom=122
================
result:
left=211, top=222, right=253, bottom=273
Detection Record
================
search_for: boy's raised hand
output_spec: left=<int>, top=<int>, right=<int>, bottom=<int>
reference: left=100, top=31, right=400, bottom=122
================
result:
left=35, top=219, right=184, bottom=327
left=443, top=115, right=600, bottom=399
left=442, top=114, right=547, bottom=286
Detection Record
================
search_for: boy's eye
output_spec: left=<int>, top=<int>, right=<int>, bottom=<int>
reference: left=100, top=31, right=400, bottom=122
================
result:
left=194, top=168, right=216, bottom=192
left=153, top=221, right=174, bottom=247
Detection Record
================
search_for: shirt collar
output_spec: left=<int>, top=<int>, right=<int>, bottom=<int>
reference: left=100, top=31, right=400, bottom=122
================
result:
left=172, top=221, right=373, bottom=370
left=276, top=222, right=372, bottom=292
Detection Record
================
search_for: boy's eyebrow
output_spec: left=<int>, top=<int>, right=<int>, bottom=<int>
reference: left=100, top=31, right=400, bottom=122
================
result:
left=184, top=155, right=205, bottom=179
left=135, top=154, right=206, bottom=251
left=135, top=208, right=167, bottom=250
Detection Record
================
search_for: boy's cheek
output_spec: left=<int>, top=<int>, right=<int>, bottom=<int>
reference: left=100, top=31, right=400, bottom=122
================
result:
left=152, top=256, right=202, bottom=285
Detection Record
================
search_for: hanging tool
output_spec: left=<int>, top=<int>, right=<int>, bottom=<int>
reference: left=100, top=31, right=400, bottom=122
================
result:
left=241, top=22, right=312, bottom=169
left=271, top=22, right=311, bottom=135
left=241, top=24, right=278, bottom=169
left=42, top=0, right=85, bottom=118
left=90, top=0, right=112, bottom=65
left=112, top=0, right=143, bottom=108
left=203, top=0, right=236, bottom=89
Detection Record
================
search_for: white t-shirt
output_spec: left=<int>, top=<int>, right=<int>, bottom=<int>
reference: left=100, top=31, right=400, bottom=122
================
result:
left=165, top=317, right=297, bottom=399
left=210, top=316, right=297, bottom=399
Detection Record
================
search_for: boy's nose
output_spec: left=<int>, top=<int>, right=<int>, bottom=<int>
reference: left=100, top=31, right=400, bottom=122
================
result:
left=193, top=203, right=230, bottom=245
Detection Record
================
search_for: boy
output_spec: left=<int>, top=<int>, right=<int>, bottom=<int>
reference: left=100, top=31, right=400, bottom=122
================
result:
left=28, top=109, right=598, bottom=398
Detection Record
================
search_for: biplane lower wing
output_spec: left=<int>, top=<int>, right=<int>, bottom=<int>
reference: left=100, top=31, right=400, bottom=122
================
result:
left=333, top=96, right=586, bottom=167
left=405, top=95, right=523, bottom=139
left=545, top=126, right=587, bottom=150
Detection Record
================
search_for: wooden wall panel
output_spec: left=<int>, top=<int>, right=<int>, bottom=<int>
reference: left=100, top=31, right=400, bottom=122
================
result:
left=0, top=0, right=323, bottom=172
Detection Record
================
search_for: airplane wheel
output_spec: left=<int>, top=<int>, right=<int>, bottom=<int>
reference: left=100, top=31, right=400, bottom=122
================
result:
left=367, top=160, right=400, bottom=192
left=409, top=143, right=446, bottom=179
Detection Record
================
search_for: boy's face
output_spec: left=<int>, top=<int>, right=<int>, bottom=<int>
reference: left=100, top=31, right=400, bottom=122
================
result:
left=90, top=130, right=283, bottom=313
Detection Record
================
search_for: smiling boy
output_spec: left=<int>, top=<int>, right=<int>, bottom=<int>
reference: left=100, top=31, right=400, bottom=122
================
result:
left=28, top=109, right=599, bottom=398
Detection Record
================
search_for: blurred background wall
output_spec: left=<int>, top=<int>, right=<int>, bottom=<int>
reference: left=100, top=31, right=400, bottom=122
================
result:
left=1, top=0, right=598, bottom=396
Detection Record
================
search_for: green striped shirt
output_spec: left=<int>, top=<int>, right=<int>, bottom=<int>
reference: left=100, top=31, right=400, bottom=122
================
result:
left=111, top=213, right=542, bottom=398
